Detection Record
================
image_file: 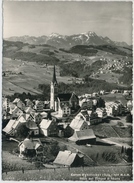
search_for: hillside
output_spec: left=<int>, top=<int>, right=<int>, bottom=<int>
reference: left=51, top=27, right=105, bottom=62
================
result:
left=3, top=39, right=132, bottom=96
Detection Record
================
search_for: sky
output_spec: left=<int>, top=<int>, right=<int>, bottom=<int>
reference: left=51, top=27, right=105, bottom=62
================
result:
left=3, top=1, right=133, bottom=44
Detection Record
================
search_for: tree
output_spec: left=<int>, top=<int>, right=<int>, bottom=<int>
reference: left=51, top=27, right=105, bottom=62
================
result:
left=15, top=124, right=30, bottom=138
left=126, top=113, right=132, bottom=123
left=97, top=97, right=105, bottom=108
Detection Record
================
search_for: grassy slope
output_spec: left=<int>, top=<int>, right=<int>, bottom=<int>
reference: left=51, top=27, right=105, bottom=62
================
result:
left=3, top=41, right=132, bottom=95
left=2, top=165, right=132, bottom=181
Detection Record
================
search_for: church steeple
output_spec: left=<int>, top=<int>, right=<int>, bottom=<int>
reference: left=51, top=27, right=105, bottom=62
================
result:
left=52, top=65, right=58, bottom=86
left=50, top=65, right=58, bottom=111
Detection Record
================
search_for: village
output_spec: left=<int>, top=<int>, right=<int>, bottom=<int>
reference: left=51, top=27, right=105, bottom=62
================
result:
left=2, top=65, right=132, bottom=172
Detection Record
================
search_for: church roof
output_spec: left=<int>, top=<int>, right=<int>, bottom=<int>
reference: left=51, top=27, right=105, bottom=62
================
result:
left=58, top=93, right=78, bottom=101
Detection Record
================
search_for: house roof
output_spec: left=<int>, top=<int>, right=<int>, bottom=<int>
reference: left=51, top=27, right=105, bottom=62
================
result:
left=19, top=138, right=42, bottom=149
left=57, top=92, right=78, bottom=102
left=3, top=119, right=16, bottom=134
left=53, top=150, right=78, bottom=166
left=57, top=93, right=72, bottom=101
left=25, top=107, right=35, bottom=113
left=70, top=117, right=85, bottom=130
left=69, top=129, right=96, bottom=142
left=81, top=110, right=89, bottom=118
left=13, top=98, right=20, bottom=103
left=40, top=119, right=53, bottom=129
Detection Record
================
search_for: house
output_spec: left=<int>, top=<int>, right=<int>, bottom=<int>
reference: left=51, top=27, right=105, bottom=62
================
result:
left=57, top=92, right=79, bottom=117
left=96, top=108, right=107, bottom=119
left=32, top=113, right=42, bottom=124
left=22, top=113, right=34, bottom=122
left=127, top=100, right=133, bottom=111
left=58, top=123, right=73, bottom=138
left=18, top=138, right=43, bottom=157
left=25, top=99, right=34, bottom=107
left=2, top=114, right=27, bottom=136
left=26, top=120, right=39, bottom=135
left=105, top=101, right=126, bottom=116
left=100, top=90, right=105, bottom=95
left=9, top=106, right=23, bottom=119
left=105, top=102, right=116, bottom=116
left=2, top=98, right=10, bottom=111
left=40, top=111, right=48, bottom=119
left=53, top=150, right=84, bottom=167
left=2, top=119, right=16, bottom=136
left=70, top=115, right=88, bottom=131
left=114, top=101, right=126, bottom=115
left=81, top=100, right=93, bottom=110
left=68, top=129, right=96, bottom=145
left=87, top=110, right=102, bottom=125
left=12, top=98, right=25, bottom=110
left=40, top=119, right=58, bottom=137
left=34, top=100, right=44, bottom=112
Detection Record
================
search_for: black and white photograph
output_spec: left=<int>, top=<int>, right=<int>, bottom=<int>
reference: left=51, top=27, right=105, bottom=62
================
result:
left=2, top=0, right=133, bottom=181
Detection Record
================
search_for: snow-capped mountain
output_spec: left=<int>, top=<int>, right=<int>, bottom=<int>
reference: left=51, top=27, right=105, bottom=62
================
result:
left=6, top=31, right=130, bottom=48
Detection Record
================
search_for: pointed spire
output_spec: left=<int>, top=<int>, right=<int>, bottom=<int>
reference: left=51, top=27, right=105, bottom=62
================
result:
left=52, top=65, right=58, bottom=85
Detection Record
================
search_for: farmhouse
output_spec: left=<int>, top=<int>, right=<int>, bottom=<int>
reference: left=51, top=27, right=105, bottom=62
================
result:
left=53, top=150, right=84, bottom=167
left=70, top=115, right=88, bottom=131
left=18, top=138, right=42, bottom=157
left=40, top=118, right=58, bottom=137
left=68, top=129, right=96, bottom=145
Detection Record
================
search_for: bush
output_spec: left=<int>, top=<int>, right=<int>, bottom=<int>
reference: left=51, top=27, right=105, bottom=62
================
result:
left=15, top=124, right=30, bottom=138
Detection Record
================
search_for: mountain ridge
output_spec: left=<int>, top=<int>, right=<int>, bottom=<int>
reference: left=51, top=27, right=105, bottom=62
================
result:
left=5, top=31, right=130, bottom=48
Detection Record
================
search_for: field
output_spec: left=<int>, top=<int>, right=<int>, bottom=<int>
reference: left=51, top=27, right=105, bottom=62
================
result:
left=2, top=165, right=132, bottom=181
left=2, top=57, right=72, bottom=95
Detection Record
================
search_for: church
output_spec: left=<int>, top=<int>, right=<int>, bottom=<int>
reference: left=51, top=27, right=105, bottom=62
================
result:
left=50, top=66, right=79, bottom=117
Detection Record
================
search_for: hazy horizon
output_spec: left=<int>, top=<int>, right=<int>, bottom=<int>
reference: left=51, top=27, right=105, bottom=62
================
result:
left=3, top=1, right=132, bottom=45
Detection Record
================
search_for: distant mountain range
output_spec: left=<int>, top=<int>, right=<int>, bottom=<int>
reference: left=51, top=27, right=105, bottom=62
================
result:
left=5, top=31, right=130, bottom=48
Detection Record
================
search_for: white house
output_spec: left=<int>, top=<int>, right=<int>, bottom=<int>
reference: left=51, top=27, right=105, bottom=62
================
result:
left=96, top=108, right=107, bottom=119
left=70, top=115, right=88, bottom=131
left=40, top=119, right=58, bottom=137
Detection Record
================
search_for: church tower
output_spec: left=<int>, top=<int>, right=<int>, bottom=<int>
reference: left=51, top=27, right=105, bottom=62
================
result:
left=50, top=65, right=58, bottom=111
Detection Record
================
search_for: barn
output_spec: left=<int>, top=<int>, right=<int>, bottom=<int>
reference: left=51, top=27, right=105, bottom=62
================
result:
left=68, top=129, right=96, bottom=145
left=53, top=150, right=84, bottom=167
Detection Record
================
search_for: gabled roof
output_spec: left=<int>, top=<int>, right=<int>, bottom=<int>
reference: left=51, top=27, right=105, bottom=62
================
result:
left=69, top=129, right=96, bottom=142
left=58, top=93, right=72, bottom=101
left=13, top=98, right=21, bottom=104
left=57, top=92, right=78, bottom=102
left=26, top=121, right=38, bottom=129
left=53, top=150, right=79, bottom=166
left=19, top=138, right=42, bottom=150
left=22, top=113, right=33, bottom=121
left=25, top=107, right=35, bottom=113
left=40, top=119, right=53, bottom=129
left=3, top=119, right=16, bottom=134
left=70, top=117, right=86, bottom=130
